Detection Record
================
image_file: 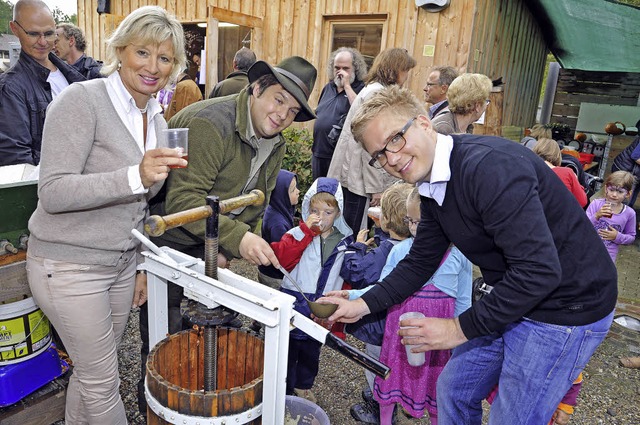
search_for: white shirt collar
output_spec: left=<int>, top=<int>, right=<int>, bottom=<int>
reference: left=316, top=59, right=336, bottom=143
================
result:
left=105, top=71, right=163, bottom=120
left=418, top=133, right=454, bottom=206
left=105, top=72, right=163, bottom=152
left=429, top=99, right=447, bottom=118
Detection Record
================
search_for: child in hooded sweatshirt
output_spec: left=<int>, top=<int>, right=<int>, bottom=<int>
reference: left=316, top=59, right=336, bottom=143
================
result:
left=270, top=177, right=353, bottom=402
left=258, top=169, right=300, bottom=289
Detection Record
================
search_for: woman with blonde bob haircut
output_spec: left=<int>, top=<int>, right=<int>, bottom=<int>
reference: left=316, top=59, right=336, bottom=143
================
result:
left=26, top=6, right=187, bottom=424
left=431, top=73, right=492, bottom=135
left=101, top=5, right=187, bottom=83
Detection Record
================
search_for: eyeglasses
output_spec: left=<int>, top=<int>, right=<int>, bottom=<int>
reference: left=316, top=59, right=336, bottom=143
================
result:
left=368, top=117, right=417, bottom=169
left=13, top=20, right=57, bottom=42
left=425, top=83, right=441, bottom=87
left=403, top=216, right=420, bottom=226
left=485, top=99, right=491, bottom=106
left=606, top=185, right=629, bottom=195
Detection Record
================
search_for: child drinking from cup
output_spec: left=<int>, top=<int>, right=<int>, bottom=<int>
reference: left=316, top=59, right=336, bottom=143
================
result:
left=270, top=177, right=353, bottom=402
left=586, top=171, right=636, bottom=262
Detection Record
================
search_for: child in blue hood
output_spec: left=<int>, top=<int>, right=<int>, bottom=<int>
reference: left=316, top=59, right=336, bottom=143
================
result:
left=271, top=177, right=353, bottom=402
left=258, top=169, right=300, bottom=288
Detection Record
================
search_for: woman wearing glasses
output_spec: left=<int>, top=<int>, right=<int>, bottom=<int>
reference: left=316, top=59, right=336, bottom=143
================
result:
left=430, top=72, right=492, bottom=135
left=328, top=48, right=417, bottom=235
left=26, top=6, right=187, bottom=424
left=0, top=0, right=86, bottom=167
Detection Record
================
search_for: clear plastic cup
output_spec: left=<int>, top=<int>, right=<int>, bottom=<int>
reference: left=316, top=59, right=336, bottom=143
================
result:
left=367, top=206, right=382, bottom=227
left=602, top=201, right=613, bottom=218
left=399, top=311, right=425, bottom=367
left=162, top=128, right=189, bottom=168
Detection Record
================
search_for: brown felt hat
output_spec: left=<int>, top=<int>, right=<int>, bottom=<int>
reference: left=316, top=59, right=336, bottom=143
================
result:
left=248, top=56, right=317, bottom=122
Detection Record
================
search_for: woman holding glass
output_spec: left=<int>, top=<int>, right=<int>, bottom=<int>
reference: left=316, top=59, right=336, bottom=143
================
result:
left=26, top=6, right=187, bottom=423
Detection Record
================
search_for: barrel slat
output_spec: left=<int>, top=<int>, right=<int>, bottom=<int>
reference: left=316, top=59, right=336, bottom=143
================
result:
left=187, top=328, right=201, bottom=391
left=217, top=328, right=229, bottom=389
left=218, top=388, right=231, bottom=416
left=204, top=387, right=219, bottom=417
left=227, top=328, right=240, bottom=388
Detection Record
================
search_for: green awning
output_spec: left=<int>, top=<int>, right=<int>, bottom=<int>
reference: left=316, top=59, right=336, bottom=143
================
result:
left=526, top=0, right=640, bottom=72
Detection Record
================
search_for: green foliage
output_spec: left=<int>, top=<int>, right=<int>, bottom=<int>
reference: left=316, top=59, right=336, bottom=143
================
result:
left=0, top=0, right=12, bottom=35
left=281, top=127, right=314, bottom=197
left=51, top=7, right=70, bottom=24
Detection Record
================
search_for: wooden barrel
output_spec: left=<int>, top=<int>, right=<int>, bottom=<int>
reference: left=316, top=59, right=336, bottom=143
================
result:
left=146, top=328, right=264, bottom=424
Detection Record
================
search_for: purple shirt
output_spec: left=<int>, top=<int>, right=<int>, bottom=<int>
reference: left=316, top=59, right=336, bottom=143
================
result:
left=586, top=198, right=636, bottom=262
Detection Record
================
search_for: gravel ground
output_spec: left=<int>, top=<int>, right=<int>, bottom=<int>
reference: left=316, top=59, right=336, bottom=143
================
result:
left=54, top=258, right=639, bottom=424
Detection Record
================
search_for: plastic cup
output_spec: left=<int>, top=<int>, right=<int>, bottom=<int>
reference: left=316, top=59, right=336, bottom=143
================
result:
left=367, top=206, right=382, bottom=227
left=399, top=311, right=425, bottom=367
left=163, top=128, right=188, bottom=168
left=602, top=201, right=613, bottom=218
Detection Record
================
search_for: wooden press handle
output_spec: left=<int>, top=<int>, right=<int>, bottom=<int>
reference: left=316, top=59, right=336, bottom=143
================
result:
left=145, top=190, right=265, bottom=237
left=219, top=189, right=265, bottom=214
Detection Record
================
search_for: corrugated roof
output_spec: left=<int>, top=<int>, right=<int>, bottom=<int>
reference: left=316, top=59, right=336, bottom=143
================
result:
left=525, top=0, right=640, bottom=72
left=0, top=34, right=19, bottom=51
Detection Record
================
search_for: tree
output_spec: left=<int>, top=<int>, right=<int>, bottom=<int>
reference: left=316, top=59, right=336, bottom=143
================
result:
left=0, top=0, right=13, bottom=35
left=51, top=6, right=70, bottom=24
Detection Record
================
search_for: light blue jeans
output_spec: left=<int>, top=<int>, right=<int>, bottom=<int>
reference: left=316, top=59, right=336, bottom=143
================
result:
left=437, top=311, right=614, bottom=424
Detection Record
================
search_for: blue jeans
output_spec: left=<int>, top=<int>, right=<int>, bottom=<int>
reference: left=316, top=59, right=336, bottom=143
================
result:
left=437, top=311, right=613, bottom=424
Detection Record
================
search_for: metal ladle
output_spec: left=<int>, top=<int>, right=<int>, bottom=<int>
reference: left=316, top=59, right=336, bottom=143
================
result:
left=278, top=266, right=338, bottom=318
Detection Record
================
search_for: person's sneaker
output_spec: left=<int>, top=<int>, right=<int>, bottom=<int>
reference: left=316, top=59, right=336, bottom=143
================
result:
left=350, top=401, right=380, bottom=424
left=362, top=386, right=375, bottom=403
left=294, top=388, right=317, bottom=403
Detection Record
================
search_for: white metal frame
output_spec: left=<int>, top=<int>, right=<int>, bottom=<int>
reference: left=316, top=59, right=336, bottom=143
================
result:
left=141, top=246, right=329, bottom=424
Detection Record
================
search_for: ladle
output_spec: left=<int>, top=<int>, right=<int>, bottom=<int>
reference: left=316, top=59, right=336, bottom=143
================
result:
left=278, top=266, right=338, bottom=318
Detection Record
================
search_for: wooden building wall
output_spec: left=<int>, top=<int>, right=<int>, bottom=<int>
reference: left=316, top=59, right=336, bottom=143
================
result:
left=467, top=0, right=547, bottom=130
left=76, top=0, right=547, bottom=131
left=551, top=69, right=640, bottom=130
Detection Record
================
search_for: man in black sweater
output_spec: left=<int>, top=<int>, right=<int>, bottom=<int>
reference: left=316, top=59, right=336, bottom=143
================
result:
left=323, top=86, right=617, bottom=424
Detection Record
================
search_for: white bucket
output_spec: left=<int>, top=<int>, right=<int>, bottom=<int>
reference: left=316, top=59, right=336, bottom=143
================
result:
left=0, top=296, right=52, bottom=365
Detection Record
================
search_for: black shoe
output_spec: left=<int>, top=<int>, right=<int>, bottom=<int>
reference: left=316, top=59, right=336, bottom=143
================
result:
left=362, top=386, right=375, bottom=403
left=350, top=401, right=380, bottom=424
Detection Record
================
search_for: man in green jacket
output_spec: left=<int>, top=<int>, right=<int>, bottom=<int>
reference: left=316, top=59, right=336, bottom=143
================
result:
left=138, top=56, right=317, bottom=416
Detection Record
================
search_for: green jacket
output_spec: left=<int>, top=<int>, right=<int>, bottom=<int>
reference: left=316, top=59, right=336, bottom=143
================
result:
left=209, top=71, right=249, bottom=98
left=157, top=88, right=286, bottom=259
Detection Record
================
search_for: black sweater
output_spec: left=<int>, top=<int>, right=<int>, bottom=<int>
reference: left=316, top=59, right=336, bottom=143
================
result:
left=362, top=134, right=617, bottom=339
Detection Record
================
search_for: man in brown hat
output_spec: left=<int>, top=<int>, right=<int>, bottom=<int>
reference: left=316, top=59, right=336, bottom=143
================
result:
left=137, top=56, right=317, bottom=415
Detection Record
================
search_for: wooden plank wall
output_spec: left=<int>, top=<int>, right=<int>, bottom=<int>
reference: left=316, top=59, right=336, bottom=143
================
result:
left=551, top=69, right=640, bottom=131
left=467, top=0, right=547, bottom=130
left=77, top=0, right=475, bottom=104
left=77, top=0, right=545, bottom=131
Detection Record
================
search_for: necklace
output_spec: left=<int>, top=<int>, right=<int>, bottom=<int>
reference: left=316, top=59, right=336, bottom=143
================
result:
left=138, top=104, right=148, bottom=114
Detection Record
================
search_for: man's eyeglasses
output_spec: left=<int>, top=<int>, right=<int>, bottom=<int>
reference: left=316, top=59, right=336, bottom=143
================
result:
left=606, top=185, right=629, bottom=195
left=403, top=216, right=420, bottom=226
left=13, top=21, right=57, bottom=42
left=425, top=83, right=441, bottom=87
left=368, top=117, right=417, bottom=169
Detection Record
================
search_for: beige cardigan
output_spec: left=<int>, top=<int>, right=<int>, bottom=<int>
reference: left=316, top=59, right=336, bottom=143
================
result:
left=28, top=79, right=165, bottom=266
